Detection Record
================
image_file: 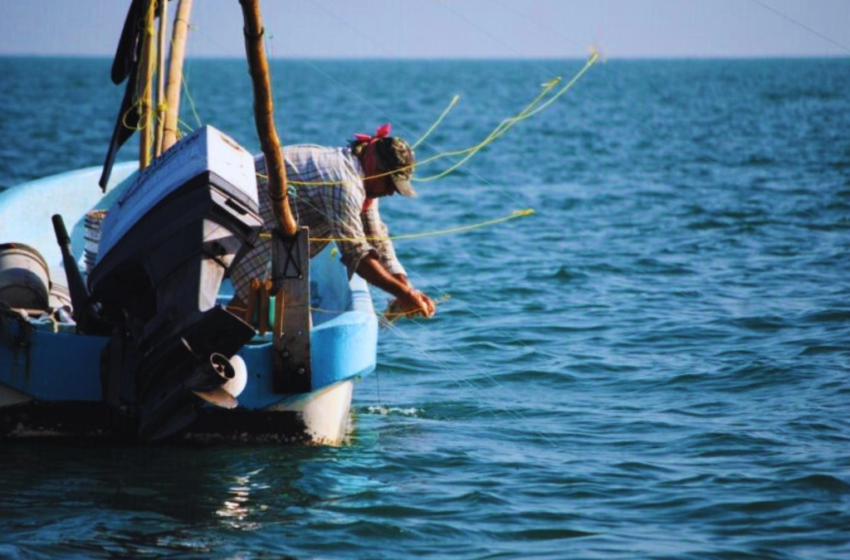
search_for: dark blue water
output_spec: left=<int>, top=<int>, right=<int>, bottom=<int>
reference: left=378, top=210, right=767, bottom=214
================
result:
left=1, top=56, right=849, bottom=559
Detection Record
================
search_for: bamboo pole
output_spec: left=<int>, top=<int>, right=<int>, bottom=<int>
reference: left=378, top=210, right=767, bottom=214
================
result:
left=161, top=0, right=194, bottom=152
left=154, top=0, right=168, bottom=157
left=138, top=0, right=156, bottom=169
left=239, top=0, right=297, bottom=237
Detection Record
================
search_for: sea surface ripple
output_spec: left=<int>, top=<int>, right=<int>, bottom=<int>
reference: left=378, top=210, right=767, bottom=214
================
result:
left=0, top=57, right=849, bottom=559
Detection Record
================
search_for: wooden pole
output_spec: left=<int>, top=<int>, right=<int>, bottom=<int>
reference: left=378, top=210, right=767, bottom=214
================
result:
left=161, top=0, right=194, bottom=152
left=154, top=0, right=168, bottom=157
left=138, top=0, right=156, bottom=169
left=239, top=0, right=297, bottom=237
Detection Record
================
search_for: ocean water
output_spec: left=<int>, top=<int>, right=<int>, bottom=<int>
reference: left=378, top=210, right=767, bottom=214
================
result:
left=1, top=56, right=849, bottom=559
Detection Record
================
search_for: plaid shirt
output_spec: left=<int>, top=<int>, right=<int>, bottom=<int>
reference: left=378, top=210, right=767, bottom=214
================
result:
left=230, top=145, right=406, bottom=302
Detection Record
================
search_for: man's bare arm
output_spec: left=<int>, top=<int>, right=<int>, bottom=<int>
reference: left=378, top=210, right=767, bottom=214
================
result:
left=357, top=255, right=434, bottom=317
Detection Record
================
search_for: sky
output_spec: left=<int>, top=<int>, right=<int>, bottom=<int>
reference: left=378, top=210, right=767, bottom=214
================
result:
left=0, top=0, right=847, bottom=59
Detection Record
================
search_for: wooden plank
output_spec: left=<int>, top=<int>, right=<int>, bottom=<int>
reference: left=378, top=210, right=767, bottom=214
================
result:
left=258, top=279, right=270, bottom=336
left=271, top=227, right=311, bottom=393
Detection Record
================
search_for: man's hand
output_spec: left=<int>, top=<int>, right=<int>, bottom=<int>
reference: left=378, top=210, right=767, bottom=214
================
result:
left=395, top=288, right=435, bottom=319
left=357, top=256, right=437, bottom=319
left=391, top=273, right=435, bottom=317
left=417, top=291, right=436, bottom=317
left=393, top=272, right=436, bottom=317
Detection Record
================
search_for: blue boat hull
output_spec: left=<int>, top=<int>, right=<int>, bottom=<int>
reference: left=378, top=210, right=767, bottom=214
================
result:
left=0, top=161, right=377, bottom=443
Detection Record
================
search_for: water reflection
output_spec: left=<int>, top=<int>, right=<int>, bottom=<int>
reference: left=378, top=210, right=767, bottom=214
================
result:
left=215, top=468, right=269, bottom=531
left=0, top=442, right=340, bottom=556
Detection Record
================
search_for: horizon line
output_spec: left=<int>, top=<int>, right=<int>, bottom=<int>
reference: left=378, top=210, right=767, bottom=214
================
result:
left=0, top=53, right=848, bottom=62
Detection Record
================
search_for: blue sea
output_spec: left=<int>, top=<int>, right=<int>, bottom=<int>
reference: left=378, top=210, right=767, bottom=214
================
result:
left=1, top=56, right=849, bottom=559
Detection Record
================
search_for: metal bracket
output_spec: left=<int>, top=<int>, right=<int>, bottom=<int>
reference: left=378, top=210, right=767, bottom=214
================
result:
left=270, top=226, right=311, bottom=394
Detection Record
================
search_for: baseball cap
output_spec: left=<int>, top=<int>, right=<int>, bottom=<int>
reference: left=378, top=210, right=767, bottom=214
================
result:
left=374, top=137, right=417, bottom=197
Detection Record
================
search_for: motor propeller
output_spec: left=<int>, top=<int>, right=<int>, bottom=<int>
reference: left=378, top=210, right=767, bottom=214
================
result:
left=181, top=339, right=248, bottom=409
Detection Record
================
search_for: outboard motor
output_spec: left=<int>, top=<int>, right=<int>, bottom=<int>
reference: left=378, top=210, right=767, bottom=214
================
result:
left=88, top=126, right=262, bottom=441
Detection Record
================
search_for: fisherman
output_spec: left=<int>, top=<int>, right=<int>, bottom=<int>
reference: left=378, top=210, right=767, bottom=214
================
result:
left=229, top=124, right=436, bottom=319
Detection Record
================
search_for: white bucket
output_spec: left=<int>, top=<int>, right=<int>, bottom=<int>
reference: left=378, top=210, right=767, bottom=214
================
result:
left=84, top=210, right=107, bottom=274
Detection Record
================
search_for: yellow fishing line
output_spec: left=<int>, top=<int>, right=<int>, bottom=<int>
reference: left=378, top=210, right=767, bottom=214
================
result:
left=421, top=76, right=561, bottom=162
left=416, top=53, right=599, bottom=182
left=121, top=75, right=147, bottom=132
left=284, top=52, right=598, bottom=187
left=280, top=80, right=559, bottom=187
left=311, top=294, right=451, bottom=318
left=411, top=95, right=461, bottom=149
left=413, top=79, right=562, bottom=182
left=120, top=13, right=203, bottom=137
left=258, top=208, right=534, bottom=242
left=309, top=305, right=420, bottom=318
left=229, top=305, right=436, bottom=320
left=126, top=0, right=159, bottom=135
left=177, top=116, right=195, bottom=137
left=181, top=71, right=203, bottom=128
left=513, top=51, right=599, bottom=120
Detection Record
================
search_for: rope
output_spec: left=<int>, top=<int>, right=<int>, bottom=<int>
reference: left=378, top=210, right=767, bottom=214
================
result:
left=411, top=95, right=461, bottom=149
left=749, top=0, right=850, bottom=54
left=186, top=18, right=597, bottom=197
left=257, top=208, right=534, bottom=243
left=279, top=52, right=599, bottom=187
left=227, top=296, right=449, bottom=323
left=181, top=66, right=204, bottom=129
left=412, top=78, right=563, bottom=183
left=119, top=0, right=159, bottom=135
left=117, top=13, right=201, bottom=137
left=417, top=52, right=599, bottom=182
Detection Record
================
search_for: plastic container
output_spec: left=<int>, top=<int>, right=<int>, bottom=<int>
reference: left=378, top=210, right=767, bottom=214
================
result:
left=0, top=243, right=51, bottom=310
left=84, top=210, right=107, bottom=274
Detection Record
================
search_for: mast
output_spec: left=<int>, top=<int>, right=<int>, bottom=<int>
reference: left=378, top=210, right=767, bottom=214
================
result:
left=138, top=0, right=156, bottom=169
left=240, top=0, right=309, bottom=394
left=162, top=0, right=194, bottom=152
left=154, top=0, right=169, bottom=157
left=239, top=0, right=297, bottom=237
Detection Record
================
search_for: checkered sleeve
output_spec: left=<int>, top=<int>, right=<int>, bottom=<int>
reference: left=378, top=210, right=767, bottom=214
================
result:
left=230, top=147, right=396, bottom=297
left=361, top=200, right=406, bottom=277
left=322, top=173, right=381, bottom=279
left=228, top=156, right=274, bottom=304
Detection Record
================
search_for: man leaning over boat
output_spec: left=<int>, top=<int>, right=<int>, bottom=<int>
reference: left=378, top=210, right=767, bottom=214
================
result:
left=229, top=125, right=436, bottom=319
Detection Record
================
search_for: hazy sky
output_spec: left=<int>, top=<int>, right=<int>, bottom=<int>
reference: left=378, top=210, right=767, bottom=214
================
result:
left=0, top=0, right=847, bottom=59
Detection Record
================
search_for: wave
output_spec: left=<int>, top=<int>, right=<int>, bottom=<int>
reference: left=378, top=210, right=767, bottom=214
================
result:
left=787, top=474, right=850, bottom=494
left=362, top=406, right=424, bottom=417
left=489, top=527, right=596, bottom=541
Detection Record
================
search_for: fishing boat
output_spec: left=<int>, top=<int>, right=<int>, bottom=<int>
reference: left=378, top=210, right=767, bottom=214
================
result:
left=0, top=0, right=378, bottom=444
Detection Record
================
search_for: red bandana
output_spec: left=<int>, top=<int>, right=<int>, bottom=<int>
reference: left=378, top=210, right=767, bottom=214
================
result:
left=354, top=123, right=391, bottom=145
left=356, top=124, right=392, bottom=213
